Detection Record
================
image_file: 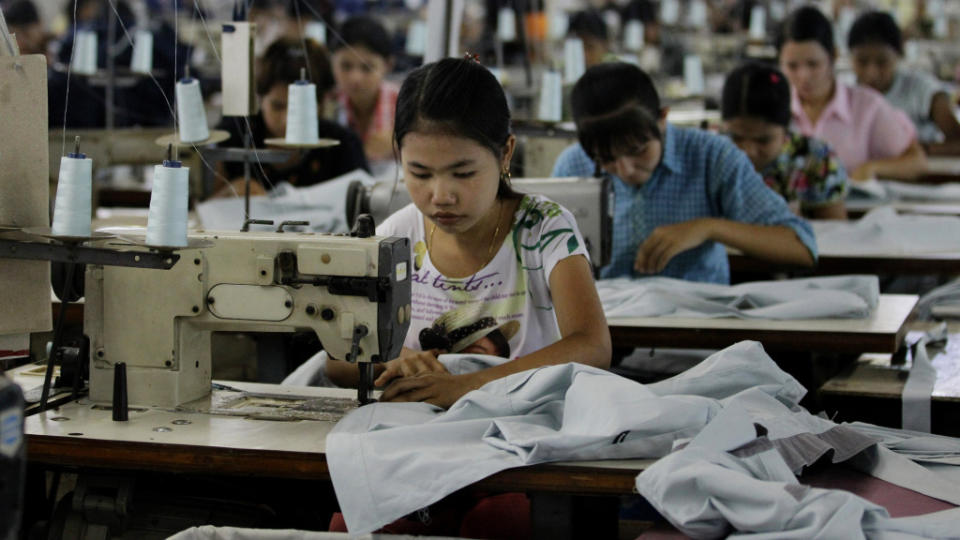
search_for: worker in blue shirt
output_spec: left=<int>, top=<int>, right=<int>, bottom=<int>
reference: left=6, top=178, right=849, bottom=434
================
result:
left=552, top=63, right=817, bottom=284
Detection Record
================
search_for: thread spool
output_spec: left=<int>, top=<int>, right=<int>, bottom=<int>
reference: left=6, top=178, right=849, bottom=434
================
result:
left=769, top=0, right=786, bottom=22
left=687, top=0, right=708, bottom=27
left=146, top=155, right=189, bottom=247
left=623, top=20, right=644, bottom=52
left=748, top=6, right=766, bottom=40
left=405, top=20, right=427, bottom=56
left=285, top=72, right=319, bottom=144
left=537, top=70, right=562, bottom=123
left=305, top=21, right=326, bottom=45
left=497, top=7, right=517, bottom=42
left=72, top=30, right=98, bottom=75
left=683, top=54, right=704, bottom=96
left=176, top=76, right=210, bottom=143
left=563, top=38, right=586, bottom=85
left=51, top=140, right=93, bottom=237
left=131, top=30, right=153, bottom=74
left=660, top=0, right=680, bottom=26
left=547, top=10, right=568, bottom=41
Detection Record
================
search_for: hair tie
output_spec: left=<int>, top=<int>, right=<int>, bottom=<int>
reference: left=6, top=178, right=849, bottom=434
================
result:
left=463, top=52, right=481, bottom=63
left=770, top=73, right=780, bottom=84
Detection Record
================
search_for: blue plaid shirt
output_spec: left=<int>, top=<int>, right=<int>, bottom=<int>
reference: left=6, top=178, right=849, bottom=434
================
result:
left=552, top=124, right=817, bottom=283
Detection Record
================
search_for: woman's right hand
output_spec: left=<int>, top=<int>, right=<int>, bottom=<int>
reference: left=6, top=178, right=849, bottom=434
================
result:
left=374, top=348, right=448, bottom=387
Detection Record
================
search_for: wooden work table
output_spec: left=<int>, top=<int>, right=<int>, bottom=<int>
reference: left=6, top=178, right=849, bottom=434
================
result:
left=608, top=294, right=917, bottom=354
left=20, top=376, right=646, bottom=538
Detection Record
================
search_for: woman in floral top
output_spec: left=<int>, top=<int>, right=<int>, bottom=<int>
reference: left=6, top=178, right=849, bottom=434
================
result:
left=722, top=62, right=848, bottom=219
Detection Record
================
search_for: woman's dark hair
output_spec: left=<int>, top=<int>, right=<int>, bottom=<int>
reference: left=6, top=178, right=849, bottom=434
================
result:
left=257, top=37, right=335, bottom=96
left=5, top=0, right=40, bottom=26
left=721, top=62, right=791, bottom=127
left=570, top=62, right=662, bottom=164
left=568, top=10, right=608, bottom=40
left=848, top=11, right=903, bottom=56
left=776, top=6, right=835, bottom=60
left=394, top=58, right=516, bottom=198
left=330, top=15, right=392, bottom=60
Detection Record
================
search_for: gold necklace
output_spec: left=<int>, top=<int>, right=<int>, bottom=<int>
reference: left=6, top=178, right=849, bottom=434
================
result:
left=429, top=199, right=504, bottom=269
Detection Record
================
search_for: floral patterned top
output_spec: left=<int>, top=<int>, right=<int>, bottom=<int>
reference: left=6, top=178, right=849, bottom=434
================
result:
left=760, top=132, right=848, bottom=216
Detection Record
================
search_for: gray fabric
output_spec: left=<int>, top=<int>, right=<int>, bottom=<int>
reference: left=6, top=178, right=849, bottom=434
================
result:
left=647, top=341, right=807, bottom=407
left=813, top=207, right=960, bottom=255
left=847, top=422, right=960, bottom=467
left=636, top=438, right=960, bottom=540
left=598, top=275, right=879, bottom=319
left=902, top=338, right=937, bottom=433
left=915, top=278, right=960, bottom=321
left=168, top=526, right=459, bottom=540
left=326, top=341, right=801, bottom=534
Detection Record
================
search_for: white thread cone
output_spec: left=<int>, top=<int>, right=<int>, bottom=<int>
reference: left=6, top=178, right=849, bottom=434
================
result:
left=537, top=70, right=562, bottom=123
left=286, top=81, right=319, bottom=144
left=305, top=21, right=326, bottom=45
left=563, top=38, right=586, bottom=85
left=131, top=30, right=153, bottom=74
left=72, top=30, right=98, bottom=75
left=624, top=20, right=644, bottom=51
left=146, top=163, right=189, bottom=247
left=52, top=155, right=93, bottom=237
left=176, top=78, right=210, bottom=143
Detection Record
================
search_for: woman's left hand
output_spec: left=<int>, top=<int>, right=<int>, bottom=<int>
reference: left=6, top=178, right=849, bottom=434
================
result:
left=379, top=372, right=482, bottom=409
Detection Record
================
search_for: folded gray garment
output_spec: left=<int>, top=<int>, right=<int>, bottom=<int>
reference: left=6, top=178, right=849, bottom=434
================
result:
left=326, top=341, right=804, bottom=534
left=813, top=207, right=960, bottom=255
left=915, top=278, right=960, bottom=320
left=599, top=275, right=879, bottom=319
left=636, top=436, right=960, bottom=540
left=883, top=180, right=960, bottom=202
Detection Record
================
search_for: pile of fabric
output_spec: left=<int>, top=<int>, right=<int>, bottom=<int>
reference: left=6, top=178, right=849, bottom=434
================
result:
left=326, top=341, right=960, bottom=536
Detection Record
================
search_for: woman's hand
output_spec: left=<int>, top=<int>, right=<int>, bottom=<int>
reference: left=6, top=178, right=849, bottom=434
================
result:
left=374, top=348, right=448, bottom=387
left=379, top=372, right=482, bottom=408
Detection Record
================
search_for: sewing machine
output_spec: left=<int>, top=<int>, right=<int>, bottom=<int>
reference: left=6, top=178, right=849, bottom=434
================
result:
left=84, top=225, right=411, bottom=407
left=347, top=177, right=613, bottom=269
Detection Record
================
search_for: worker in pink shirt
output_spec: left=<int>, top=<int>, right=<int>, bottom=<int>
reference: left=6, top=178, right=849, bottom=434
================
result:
left=776, top=6, right=927, bottom=182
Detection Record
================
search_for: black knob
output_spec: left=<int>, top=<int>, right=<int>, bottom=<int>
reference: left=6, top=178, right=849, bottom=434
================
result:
left=351, top=214, right=376, bottom=238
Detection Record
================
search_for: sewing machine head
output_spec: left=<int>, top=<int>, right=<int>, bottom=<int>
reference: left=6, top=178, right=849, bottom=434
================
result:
left=84, top=227, right=410, bottom=407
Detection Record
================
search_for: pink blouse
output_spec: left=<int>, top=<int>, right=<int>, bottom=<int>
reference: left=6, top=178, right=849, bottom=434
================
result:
left=790, top=83, right=916, bottom=172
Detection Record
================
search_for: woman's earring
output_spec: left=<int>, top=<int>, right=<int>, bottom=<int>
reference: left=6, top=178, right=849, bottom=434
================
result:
left=500, top=170, right=512, bottom=186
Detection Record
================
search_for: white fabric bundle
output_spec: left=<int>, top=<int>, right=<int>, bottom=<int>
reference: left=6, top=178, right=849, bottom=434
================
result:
left=813, top=207, right=960, bottom=255
left=597, top=275, right=880, bottom=320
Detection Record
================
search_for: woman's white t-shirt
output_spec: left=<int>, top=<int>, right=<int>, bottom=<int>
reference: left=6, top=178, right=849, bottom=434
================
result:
left=376, top=194, right=590, bottom=359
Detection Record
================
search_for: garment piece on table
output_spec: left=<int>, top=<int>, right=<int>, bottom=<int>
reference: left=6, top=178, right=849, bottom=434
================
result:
left=636, top=434, right=960, bottom=540
left=327, top=341, right=806, bottom=534
left=790, top=82, right=916, bottom=172
left=883, top=180, right=960, bottom=202
left=812, top=207, right=960, bottom=255
left=598, top=275, right=879, bottom=319
left=377, top=195, right=589, bottom=360
left=551, top=124, right=817, bottom=284
left=915, top=279, right=960, bottom=320
left=757, top=131, right=849, bottom=215
left=886, top=69, right=955, bottom=144
left=168, top=525, right=460, bottom=540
